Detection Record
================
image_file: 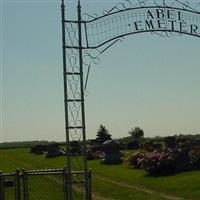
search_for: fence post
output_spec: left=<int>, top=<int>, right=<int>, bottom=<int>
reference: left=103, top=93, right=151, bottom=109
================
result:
left=22, top=169, right=28, bottom=200
left=0, top=171, right=4, bottom=200
left=87, top=169, right=92, bottom=200
left=63, top=167, right=67, bottom=200
left=15, top=169, right=21, bottom=200
left=63, top=166, right=72, bottom=200
left=65, top=167, right=73, bottom=200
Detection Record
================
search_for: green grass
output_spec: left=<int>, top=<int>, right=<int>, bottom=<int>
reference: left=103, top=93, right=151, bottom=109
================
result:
left=1, top=148, right=200, bottom=199
left=90, top=160, right=200, bottom=200
left=92, top=177, right=166, bottom=200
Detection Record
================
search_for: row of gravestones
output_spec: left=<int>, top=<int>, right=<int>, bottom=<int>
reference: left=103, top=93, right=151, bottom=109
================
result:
left=165, top=136, right=200, bottom=150
left=30, top=137, right=200, bottom=164
left=30, top=143, right=65, bottom=158
left=87, top=137, right=200, bottom=165
left=140, top=137, right=200, bottom=152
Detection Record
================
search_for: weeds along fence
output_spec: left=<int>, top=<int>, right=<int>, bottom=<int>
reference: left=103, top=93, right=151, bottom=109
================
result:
left=0, top=168, right=92, bottom=200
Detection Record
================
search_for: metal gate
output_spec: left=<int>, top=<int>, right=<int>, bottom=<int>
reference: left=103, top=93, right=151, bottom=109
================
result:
left=0, top=168, right=91, bottom=200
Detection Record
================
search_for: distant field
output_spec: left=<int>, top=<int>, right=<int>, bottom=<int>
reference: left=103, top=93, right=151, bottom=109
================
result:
left=0, top=148, right=200, bottom=200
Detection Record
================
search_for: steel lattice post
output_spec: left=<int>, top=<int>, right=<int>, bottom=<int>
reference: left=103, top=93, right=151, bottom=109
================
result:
left=61, top=0, right=91, bottom=199
left=77, top=1, right=91, bottom=199
left=61, top=1, right=72, bottom=199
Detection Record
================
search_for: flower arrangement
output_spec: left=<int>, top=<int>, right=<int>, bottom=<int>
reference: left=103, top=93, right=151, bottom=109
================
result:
left=127, top=147, right=199, bottom=175
left=128, top=151, right=145, bottom=168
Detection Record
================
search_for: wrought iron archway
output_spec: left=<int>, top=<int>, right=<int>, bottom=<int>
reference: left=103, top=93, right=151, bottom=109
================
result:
left=60, top=0, right=200, bottom=199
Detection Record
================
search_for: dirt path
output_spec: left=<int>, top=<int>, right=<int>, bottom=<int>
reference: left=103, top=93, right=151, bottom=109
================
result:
left=94, top=175, right=187, bottom=200
left=73, top=183, right=115, bottom=200
left=91, top=194, right=115, bottom=200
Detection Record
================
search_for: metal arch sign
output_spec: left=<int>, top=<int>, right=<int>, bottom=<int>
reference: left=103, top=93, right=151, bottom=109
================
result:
left=61, top=1, right=200, bottom=199
left=81, top=6, right=200, bottom=48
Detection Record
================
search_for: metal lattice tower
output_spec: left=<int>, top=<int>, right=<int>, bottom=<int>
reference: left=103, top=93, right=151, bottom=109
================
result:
left=61, top=0, right=91, bottom=199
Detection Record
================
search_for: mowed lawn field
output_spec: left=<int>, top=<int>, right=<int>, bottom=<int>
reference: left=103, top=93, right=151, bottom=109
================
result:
left=0, top=148, right=200, bottom=200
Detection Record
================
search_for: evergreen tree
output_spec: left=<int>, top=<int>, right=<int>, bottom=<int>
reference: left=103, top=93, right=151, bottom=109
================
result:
left=96, top=125, right=112, bottom=143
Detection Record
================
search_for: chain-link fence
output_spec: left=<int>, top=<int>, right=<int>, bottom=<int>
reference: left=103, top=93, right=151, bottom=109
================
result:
left=0, top=168, right=91, bottom=200
left=0, top=172, right=16, bottom=200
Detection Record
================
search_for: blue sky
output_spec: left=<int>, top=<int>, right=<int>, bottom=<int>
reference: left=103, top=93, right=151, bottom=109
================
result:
left=1, top=0, right=200, bottom=142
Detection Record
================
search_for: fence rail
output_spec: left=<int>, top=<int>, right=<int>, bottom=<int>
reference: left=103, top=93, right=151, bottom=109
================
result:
left=0, top=168, right=92, bottom=200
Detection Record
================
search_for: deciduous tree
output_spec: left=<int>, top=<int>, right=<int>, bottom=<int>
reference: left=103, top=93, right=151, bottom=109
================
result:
left=128, top=127, right=144, bottom=140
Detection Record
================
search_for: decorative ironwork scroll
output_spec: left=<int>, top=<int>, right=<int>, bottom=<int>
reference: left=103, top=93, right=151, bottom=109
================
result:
left=84, top=6, right=200, bottom=48
left=66, top=0, right=200, bottom=49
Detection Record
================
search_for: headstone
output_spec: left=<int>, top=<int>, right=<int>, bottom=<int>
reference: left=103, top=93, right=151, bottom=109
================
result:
left=165, top=136, right=177, bottom=149
left=127, top=140, right=139, bottom=150
left=101, top=140, right=122, bottom=164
